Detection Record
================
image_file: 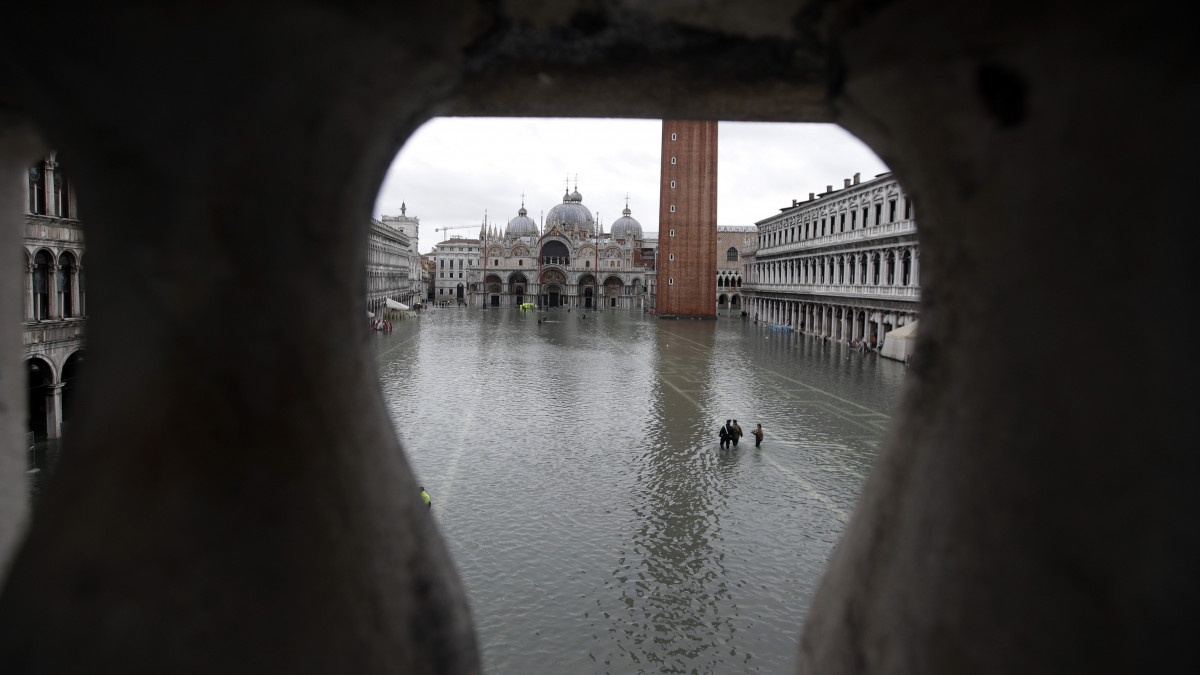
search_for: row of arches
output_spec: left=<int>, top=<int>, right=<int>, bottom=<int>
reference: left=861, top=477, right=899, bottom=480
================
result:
left=717, top=293, right=742, bottom=310
left=26, top=248, right=85, bottom=320
left=475, top=272, right=643, bottom=308
left=753, top=247, right=919, bottom=289
left=748, top=297, right=915, bottom=346
left=25, top=351, right=85, bottom=441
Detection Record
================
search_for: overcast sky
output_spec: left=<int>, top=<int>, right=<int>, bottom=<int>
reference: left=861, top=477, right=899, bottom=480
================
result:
left=373, top=118, right=889, bottom=254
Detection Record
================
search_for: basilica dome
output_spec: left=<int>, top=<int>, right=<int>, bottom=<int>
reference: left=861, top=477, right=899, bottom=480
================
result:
left=506, top=204, right=537, bottom=236
left=609, top=204, right=643, bottom=239
left=545, top=188, right=595, bottom=235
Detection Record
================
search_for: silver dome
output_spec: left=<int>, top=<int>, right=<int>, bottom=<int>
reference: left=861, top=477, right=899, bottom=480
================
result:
left=545, top=189, right=595, bottom=235
left=506, top=205, right=538, bottom=236
left=610, top=205, right=642, bottom=239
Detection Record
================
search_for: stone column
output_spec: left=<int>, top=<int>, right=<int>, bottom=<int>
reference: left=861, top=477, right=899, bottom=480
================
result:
left=46, top=383, right=64, bottom=440
left=25, top=263, right=34, bottom=320
left=912, top=248, right=920, bottom=287
left=47, top=263, right=60, bottom=318
left=44, top=157, right=57, bottom=216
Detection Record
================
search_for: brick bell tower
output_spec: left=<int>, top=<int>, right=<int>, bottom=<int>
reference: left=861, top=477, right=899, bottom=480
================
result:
left=656, top=120, right=717, bottom=319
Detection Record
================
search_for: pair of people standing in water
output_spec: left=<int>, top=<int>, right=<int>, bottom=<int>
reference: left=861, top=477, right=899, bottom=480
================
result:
left=719, top=419, right=743, bottom=448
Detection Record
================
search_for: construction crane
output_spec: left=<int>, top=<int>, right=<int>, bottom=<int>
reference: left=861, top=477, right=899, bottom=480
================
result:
left=433, top=225, right=480, bottom=238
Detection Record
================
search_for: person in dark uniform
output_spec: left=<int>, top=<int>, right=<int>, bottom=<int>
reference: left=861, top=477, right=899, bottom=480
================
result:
left=731, top=420, right=743, bottom=447
left=719, top=419, right=734, bottom=449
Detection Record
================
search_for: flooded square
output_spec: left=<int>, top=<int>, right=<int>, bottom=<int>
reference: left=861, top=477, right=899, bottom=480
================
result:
left=373, top=308, right=905, bottom=673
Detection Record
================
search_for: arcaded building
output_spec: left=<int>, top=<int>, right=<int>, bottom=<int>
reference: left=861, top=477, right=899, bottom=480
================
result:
left=23, top=153, right=85, bottom=441
left=716, top=225, right=756, bottom=314
left=366, top=212, right=418, bottom=313
left=744, top=172, right=919, bottom=345
left=474, top=188, right=655, bottom=309
left=655, top=120, right=717, bottom=318
left=379, top=204, right=422, bottom=305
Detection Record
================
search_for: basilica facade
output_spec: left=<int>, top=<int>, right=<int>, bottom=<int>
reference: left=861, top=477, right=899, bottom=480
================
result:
left=462, top=187, right=656, bottom=309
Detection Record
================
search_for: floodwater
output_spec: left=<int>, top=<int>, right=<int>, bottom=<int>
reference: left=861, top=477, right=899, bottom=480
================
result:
left=373, top=307, right=907, bottom=674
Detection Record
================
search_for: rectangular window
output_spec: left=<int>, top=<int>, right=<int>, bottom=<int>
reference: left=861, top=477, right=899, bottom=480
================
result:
left=669, top=253, right=675, bottom=261
left=905, top=199, right=913, bottom=219
left=28, top=165, right=46, bottom=215
left=671, top=132, right=677, bottom=141
left=670, top=181, right=676, bottom=188
left=669, top=205, right=675, bottom=212
left=519, top=260, right=523, bottom=266
left=851, top=211, right=856, bottom=228
left=840, top=213, right=846, bottom=232
left=55, top=170, right=69, bottom=218
left=821, top=218, right=826, bottom=235
left=889, top=199, right=896, bottom=222
left=668, top=278, right=674, bottom=285
left=669, top=229, right=675, bottom=236
left=875, top=203, right=882, bottom=225
left=670, top=157, right=677, bottom=165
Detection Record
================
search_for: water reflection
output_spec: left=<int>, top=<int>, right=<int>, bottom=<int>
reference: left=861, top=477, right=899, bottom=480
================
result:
left=388, top=308, right=903, bottom=673
left=590, top=323, right=738, bottom=671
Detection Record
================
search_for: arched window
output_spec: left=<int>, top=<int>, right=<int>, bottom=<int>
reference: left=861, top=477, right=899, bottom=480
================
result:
left=726, top=247, right=739, bottom=262
left=58, top=252, right=76, bottom=317
left=33, top=250, right=52, bottom=319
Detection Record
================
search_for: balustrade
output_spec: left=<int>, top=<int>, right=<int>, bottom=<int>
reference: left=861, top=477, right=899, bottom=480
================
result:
left=756, top=219, right=916, bottom=256
left=748, top=281, right=920, bottom=299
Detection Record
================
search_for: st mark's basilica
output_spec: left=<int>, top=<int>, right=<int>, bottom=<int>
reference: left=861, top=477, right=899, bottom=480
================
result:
left=447, top=185, right=657, bottom=309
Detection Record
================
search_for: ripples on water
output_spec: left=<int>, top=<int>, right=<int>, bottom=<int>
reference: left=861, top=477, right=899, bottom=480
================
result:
left=374, top=308, right=905, bottom=673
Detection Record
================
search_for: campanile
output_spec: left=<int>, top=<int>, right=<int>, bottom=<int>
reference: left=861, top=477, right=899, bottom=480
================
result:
left=656, top=120, right=717, bottom=318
